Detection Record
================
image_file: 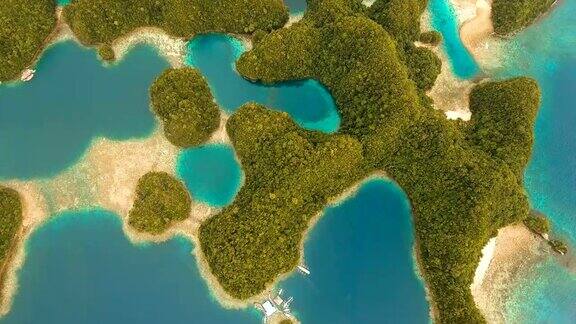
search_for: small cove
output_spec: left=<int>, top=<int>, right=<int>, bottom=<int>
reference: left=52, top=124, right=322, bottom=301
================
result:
left=185, top=34, right=340, bottom=133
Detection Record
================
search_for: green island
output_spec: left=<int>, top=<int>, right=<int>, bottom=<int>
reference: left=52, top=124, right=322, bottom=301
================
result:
left=63, top=0, right=289, bottom=47
left=197, top=0, right=541, bottom=322
left=150, top=67, right=221, bottom=148
left=0, top=187, right=23, bottom=299
left=0, top=0, right=56, bottom=82
left=492, top=0, right=556, bottom=36
left=128, top=172, right=191, bottom=235
left=524, top=211, right=551, bottom=235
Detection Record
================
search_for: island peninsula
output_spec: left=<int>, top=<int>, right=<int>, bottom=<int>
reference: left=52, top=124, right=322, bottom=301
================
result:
left=0, top=0, right=554, bottom=323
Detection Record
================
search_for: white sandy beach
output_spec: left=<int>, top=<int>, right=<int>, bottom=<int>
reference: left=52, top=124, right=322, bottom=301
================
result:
left=471, top=225, right=548, bottom=323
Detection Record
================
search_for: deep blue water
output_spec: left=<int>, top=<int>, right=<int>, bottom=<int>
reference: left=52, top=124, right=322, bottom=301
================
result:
left=186, top=34, right=340, bottom=133
left=176, top=144, right=243, bottom=207
left=0, top=210, right=259, bottom=324
left=0, top=41, right=167, bottom=180
left=280, top=179, right=430, bottom=323
left=428, top=0, right=480, bottom=79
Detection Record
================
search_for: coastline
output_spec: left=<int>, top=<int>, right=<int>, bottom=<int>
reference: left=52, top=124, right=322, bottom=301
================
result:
left=471, top=225, right=549, bottom=322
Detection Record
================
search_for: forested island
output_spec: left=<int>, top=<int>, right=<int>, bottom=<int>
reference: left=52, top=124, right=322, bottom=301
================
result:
left=128, top=172, right=191, bottom=235
left=150, top=67, right=221, bottom=148
left=0, top=0, right=56, bottom=82
left=492, top=0, right=556, bottom=35
left=0, top=187, right=23, bottom=303
left=0, top=0, right=551, bottom=323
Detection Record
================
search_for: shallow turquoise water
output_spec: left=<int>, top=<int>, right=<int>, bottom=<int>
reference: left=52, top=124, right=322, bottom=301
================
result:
left=428, top=0, right=480, bottom=79
left=280, top=179, right=429, bottom=323
left=504, top=258, right=576, bottom=323
left=186, top=34, right=340, bottom=133
left=0, top=41, right=167, bottom=180
left=284, top=0, right=307, bottom=14
left=56, top=0, right=70, bottom=6
left=483, top=0, right=576, bottom=321
left=0, top=210, right=259, bottom=324
left=176, top=144, right=243, bottom=207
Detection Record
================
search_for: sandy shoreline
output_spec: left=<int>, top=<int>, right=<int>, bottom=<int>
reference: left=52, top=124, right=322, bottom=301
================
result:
left=472, top=225, right=549, bottom=322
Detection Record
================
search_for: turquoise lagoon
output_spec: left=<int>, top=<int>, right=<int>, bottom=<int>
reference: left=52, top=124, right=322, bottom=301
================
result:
left=0, top=183, right=429, bottom=324
left=176, top=144, right=242, bottom=207
left=186, top=34, right=340, bottom=133
left=0, top=41, right=168, bottom=179
left=284, top=0, right=307, bottom=14
left=0, top=210, right=259, bottom=324
left=428, top=0, right=480, bottom=79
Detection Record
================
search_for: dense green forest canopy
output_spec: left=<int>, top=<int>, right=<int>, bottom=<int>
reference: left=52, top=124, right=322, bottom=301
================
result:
left=524, top=211, right=550, bottom=235
left=150, top=67, right=220, bottom=148
left=63, top=0, right=288, bottom=46
left=0, top=187, right=22, bottom=272
left=0, top=0, right=56, bottom=81
left=199, top=0, right=541, bottom=322
left=128, top=172, right=191, bottom=235
left=492, top=0, right=555, bottom=35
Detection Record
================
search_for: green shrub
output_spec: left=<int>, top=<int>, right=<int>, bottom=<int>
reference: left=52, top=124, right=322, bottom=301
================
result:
left=150, top=67, right=221, bottom=148
left=97, top=44, right=116, bottom=62
left=64, top=0, right=289, bottom=46
left=524, top=211, right=550, bottom=235
left=492, top=0, right=555, bottom=36
left=0, top=187, right=22, bottom=272
left=0, top=0, right=56, bottom=81
left=128, top=172, right=191, bottom=235
left=549, top=239, right=568, bottom=255
left=419, top=30, right=442, bottom=46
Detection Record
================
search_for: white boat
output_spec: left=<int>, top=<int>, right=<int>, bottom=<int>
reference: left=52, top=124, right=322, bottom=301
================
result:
left=21, top=69, right=36, bottom=82
left=297, top=264, right=310, bottom=275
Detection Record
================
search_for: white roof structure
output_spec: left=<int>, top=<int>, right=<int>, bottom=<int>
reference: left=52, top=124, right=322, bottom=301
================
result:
left=261, top=300, right=278, bottom=317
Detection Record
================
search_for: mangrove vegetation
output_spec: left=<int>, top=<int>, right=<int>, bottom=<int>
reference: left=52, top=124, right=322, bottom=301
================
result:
left=150, top=67, right=220, bottom=148
left=0, top=0, right=56, bottom=81
left=0, top=186, right=22, bottom=297
left=128, top=172, right=191, bottom=235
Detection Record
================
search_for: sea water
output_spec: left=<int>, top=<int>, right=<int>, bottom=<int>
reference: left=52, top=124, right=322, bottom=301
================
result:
left=280, top=180, right=429, bottom=323
left=176, top=144, right=243, bottom=207
left=0, top=210, right=259, bottom=324
left=428, top=0, right=480, bottom=79
left=1, top=182, right=429, bottom=323
left=0, top=41, right=167, bottom=180
left=284, top=0, right=307, bottom=14
left=185, top=34, right=340, bottom=133
left=483, top=0, right=576, bottom=321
